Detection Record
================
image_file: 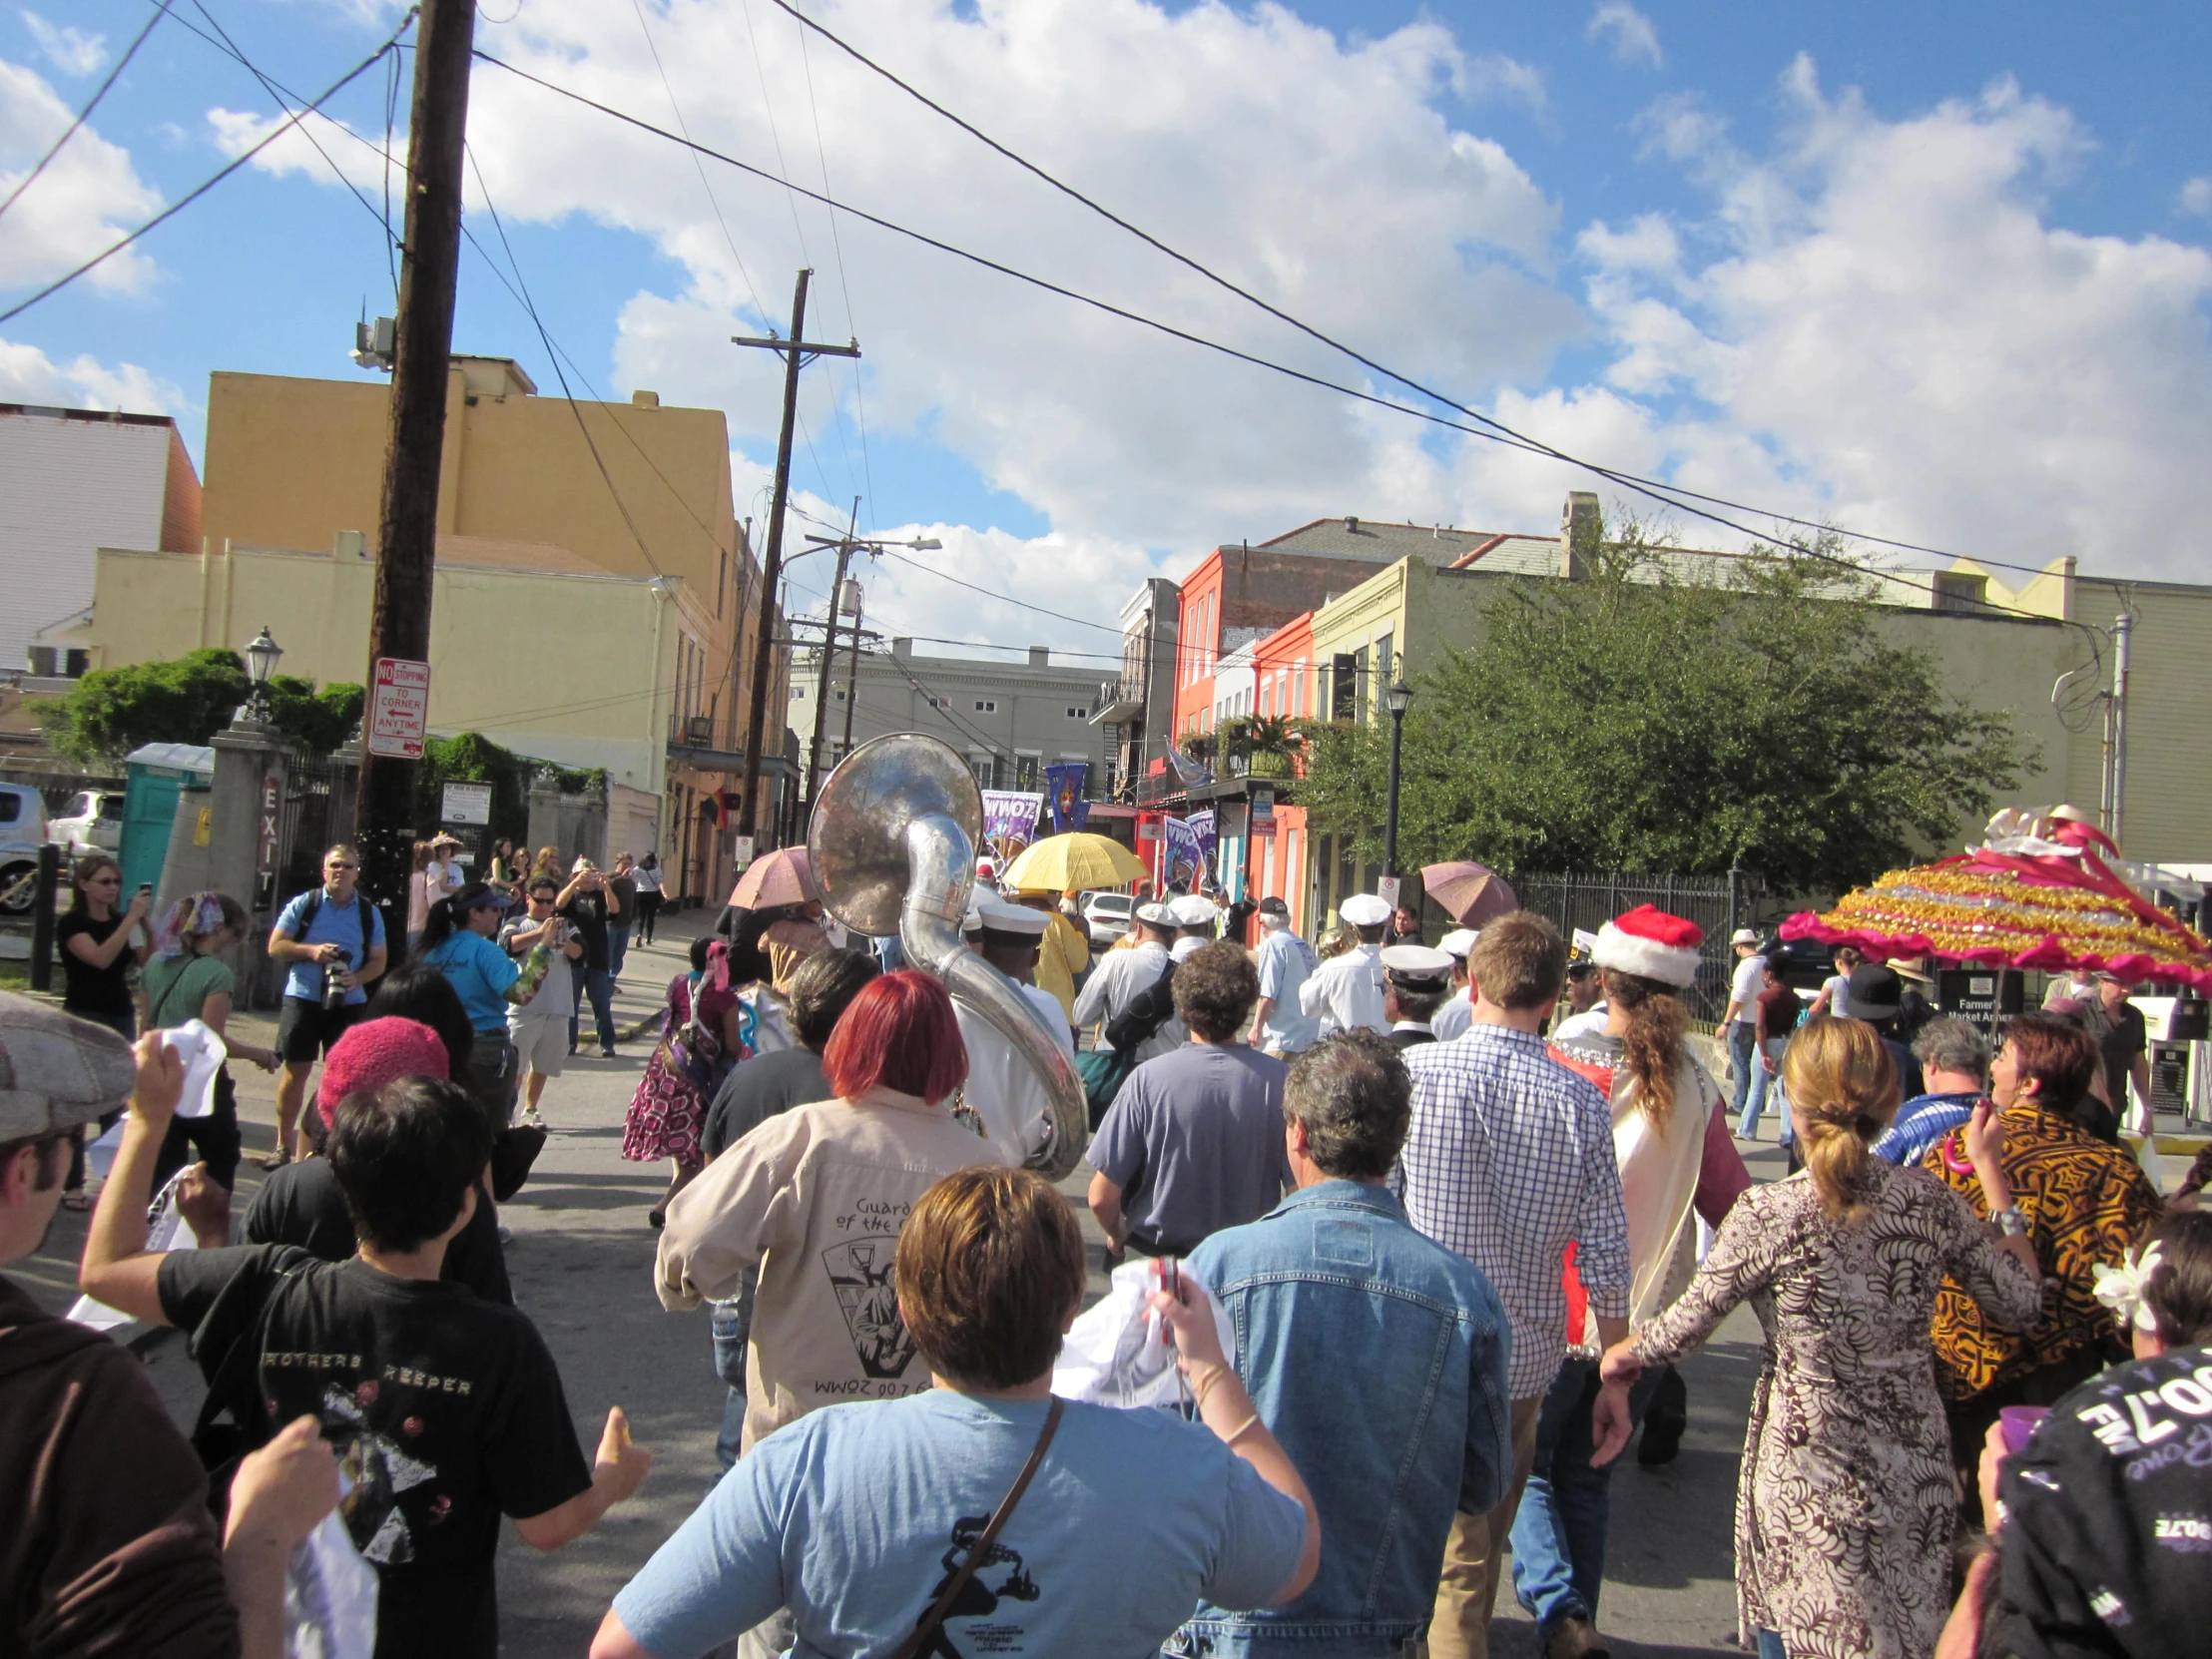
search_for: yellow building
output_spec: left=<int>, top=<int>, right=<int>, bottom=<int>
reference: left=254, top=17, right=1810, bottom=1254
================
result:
left=1288, top=498, right=2212, bottom=924
left=84, top=357, right=792, bottom=899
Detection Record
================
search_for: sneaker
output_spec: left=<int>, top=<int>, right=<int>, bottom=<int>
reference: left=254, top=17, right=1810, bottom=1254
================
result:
left=600, top=1046, right=617, bottom=1059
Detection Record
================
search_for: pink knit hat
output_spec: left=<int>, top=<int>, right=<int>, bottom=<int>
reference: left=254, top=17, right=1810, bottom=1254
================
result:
left=314, top=1017, right=451, bottom=1127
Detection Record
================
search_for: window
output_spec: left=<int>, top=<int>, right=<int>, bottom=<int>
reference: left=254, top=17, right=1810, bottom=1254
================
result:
left=833, top=689, right=847, bottom=702
left=1376, top=632, right=1393, bottom=689
left=1934, top=573, right=1988, bottom=613
left=792, top=685, right=807, bottom=699
left=1066, top=707, right=1083, bottom=719
left=1015, top=754, right=1041, bottom=790
left=974, top=700, right=997, bottom=713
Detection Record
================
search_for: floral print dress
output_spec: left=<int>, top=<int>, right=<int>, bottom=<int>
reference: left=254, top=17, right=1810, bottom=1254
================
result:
left=1630, top=1161, right=2041, bottom=1659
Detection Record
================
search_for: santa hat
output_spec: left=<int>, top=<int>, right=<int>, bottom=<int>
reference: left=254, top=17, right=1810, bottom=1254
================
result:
left=1592, top=903, right=1704, bottom=989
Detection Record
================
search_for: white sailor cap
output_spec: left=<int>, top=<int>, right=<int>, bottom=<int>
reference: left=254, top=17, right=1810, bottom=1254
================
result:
left=1134, top=901, right=1179, bottom=928
left=1170, top=934, right=1207, bottom=962
left=1381, top=944, right=1455, bottom=990
left=1170, top=893, right=1219, bottom=926
left=1437, top=928, right=1478, bottom=959
left=1340, top=892, right=1391, bottom=927
left=974, top=894, right=1050, bottom=936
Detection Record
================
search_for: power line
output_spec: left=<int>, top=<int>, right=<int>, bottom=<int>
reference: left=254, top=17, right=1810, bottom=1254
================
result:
left=758, top=0, right=2072, bottom=589
left=475, top=49, right=2064, bottom=627
left=0, top=0, right=177, bottom=224
left=0, top=18, right=412, bottom=326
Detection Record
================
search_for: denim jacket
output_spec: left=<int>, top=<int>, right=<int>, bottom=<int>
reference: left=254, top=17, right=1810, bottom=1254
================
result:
left=1170, top=1181, right=1512, bottom=1658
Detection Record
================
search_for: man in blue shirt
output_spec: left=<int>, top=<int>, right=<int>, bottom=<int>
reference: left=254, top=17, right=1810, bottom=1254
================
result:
left=1247, top=895, right=1319, bottom=1057
left=1172, top=1028, right=1513, bottom=1659
left=1873, top=1016, right=1988, bottom=1166
left=267, top=844, right=387, bottom=1168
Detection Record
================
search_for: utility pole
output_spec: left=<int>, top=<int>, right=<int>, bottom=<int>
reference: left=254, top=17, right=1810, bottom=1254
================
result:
left=2109, top=609, right=2135, bottom=846
left=803, top=496, right=860, bottom=822
left=354, top=0, right=475, bottom=938
left=799, top=514, right=940, bottom=826
left=731, top=270, right=859, bottom=848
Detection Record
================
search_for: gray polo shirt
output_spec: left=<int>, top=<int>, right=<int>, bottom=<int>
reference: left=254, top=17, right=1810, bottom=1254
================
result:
left=1090, top=1043, right=1290, bottom=1255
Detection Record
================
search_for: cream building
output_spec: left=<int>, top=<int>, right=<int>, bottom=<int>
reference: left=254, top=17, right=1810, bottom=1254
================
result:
left=77, top=357, right=792, bottom=900
left=1274, top=496, right=2212, bottom=924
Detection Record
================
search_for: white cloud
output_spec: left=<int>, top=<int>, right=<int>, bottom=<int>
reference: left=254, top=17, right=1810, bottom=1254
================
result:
left=2181, top=176, right=2212, bottom=218
left=1587, top=3, right=1663, bottom=70
left=21, top=11, right=106, bottom=76
left=440, top=0, right=1575, bottom=555
left=0, top=56, right=162, bottom=291
left=1461, top=53, right=1547, bottom=116
left=1536, top=61, right=2212, bottom=581
left=0, top=333, right=187, bottom=412
left=206, top=104, right=397, bottom=196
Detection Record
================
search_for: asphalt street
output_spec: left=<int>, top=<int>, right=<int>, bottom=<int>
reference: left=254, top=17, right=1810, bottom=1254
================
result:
left=22, top=912, right=1777, bottom=1656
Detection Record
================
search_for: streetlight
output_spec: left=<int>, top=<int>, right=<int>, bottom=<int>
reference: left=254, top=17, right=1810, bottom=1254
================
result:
left=244, top=626, right=282, bottom=721
left=800, top=525, right=943, bottom=825
left=1382, top=679, right=1412, bottom=880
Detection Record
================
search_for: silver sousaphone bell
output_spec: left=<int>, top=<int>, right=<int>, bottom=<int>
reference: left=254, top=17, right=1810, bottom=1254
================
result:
left=808, top=733, right=1088, bottom=1181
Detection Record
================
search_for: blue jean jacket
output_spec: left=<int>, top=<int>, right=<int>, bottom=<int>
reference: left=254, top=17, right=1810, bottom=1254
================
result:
left=1171, top=1181, right=1513, bottom=1658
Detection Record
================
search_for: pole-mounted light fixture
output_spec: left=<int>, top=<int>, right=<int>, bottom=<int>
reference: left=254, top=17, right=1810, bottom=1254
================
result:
left=1385, top=679, right=1413, bottom=716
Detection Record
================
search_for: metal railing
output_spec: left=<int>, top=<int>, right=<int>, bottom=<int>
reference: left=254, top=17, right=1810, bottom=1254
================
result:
left=1504, top=869, right=1762, bottom=1025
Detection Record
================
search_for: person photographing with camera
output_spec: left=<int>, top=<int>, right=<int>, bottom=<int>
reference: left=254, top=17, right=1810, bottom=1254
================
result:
left=266, top=845, right=388, bottom=1169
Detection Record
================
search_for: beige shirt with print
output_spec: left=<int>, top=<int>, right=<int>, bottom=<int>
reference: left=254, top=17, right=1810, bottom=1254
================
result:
left=655, top=1086, right=1008, bottom=1453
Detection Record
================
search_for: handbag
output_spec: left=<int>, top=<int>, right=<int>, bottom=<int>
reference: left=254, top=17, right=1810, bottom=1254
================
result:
left=887, top=1396, right=1063, bottom=1659
left=1076, top=1047, right=1136, bottom=1128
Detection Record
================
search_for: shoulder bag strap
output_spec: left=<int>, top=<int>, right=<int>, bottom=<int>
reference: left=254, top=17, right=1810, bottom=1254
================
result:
left=888, top=1395, right=1064, bottom=1659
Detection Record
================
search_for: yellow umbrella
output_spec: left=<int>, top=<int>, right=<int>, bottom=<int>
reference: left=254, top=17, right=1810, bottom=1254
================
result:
left=999, top=831, right=1148, bottom=893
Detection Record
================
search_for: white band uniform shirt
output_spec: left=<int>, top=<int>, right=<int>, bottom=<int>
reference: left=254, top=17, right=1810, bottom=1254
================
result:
left=1300, top=943, right=1387, bottom=1039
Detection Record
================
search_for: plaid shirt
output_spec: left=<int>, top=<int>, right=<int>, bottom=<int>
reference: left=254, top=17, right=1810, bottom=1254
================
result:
left=1392, top=1023, right=1631, bottom=1398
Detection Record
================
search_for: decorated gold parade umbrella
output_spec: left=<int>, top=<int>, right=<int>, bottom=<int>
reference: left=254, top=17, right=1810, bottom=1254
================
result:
left=1781, top=807, right=2212, bottom=995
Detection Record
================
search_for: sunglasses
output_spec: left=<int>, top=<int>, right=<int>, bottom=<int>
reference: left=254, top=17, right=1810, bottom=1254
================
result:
left=326, top=862, right=358, bottom=871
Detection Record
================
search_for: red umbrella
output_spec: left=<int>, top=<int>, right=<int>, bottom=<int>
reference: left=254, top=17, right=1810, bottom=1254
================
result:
left=727, top=845, right=817, bottom=910
left=1420, top=860, right=1520, bottom=927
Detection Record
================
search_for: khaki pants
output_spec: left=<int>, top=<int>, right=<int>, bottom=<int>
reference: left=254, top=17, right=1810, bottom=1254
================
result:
left=1425, top=1393, right=1543, bottom=1659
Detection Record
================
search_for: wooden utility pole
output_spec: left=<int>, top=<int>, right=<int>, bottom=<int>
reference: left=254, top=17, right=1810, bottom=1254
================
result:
left=802, top=496, right=860, bottom=825
left=354, top=0, right=476, bottom=936
left=731, top=270, right=859, bottom=847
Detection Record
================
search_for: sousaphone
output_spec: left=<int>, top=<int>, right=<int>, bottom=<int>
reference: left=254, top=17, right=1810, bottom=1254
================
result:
left=808, top=733, right=1088, bottom=1180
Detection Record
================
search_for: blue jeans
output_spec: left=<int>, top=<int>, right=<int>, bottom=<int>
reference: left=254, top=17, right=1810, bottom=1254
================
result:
left=1756, top=1630, right=1787, bottom=1659
left=608, top=920, right=633, bottom=981
left=1509, top=1357, right=1663, bottom=1636
left=710, top=1268, right=759, bottom=1480
left=569, top=965, right=615, bottom=1052
left=1733, top=1022, right=1773, bottom=1136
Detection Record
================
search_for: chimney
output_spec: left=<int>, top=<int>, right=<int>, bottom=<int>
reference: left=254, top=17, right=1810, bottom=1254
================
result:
left=631, top=389, right=661, bottom=408
left=1028, top=646, right=1050, bottom=667
left=1345, top=515, right=1360, bottom=535
left=1559, top=491, right=1601, bottom=580
left=890, top=637, right=912, bottom=660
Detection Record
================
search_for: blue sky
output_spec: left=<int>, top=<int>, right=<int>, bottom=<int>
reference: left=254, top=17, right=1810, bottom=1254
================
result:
left=4, top=0, right=2209, bottom=654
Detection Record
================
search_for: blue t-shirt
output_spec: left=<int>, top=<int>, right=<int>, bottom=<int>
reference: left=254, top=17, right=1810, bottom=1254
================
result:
left=1254, top=927, right=1320, bottom=1052
left=611, top=1390, right=1305, bottom=1659
left=421, top=929, right=522, bottom=1033
left=274, top=887, right=386, bottom=1006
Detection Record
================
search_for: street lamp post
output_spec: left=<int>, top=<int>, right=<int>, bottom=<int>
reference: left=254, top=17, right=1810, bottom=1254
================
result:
left=1382, top=679, right=1411, bottom=879
left=243, top=626, right=283, bottom=724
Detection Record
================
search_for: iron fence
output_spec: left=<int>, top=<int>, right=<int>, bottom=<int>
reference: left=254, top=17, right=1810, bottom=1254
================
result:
left=1503, top=869, right=1765, bottom=1024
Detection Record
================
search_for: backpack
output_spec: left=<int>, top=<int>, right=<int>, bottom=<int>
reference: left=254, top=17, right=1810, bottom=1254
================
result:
left=296, top=887, right=376, bottom=964
left=1082, top=959, right=1179, bottom=1126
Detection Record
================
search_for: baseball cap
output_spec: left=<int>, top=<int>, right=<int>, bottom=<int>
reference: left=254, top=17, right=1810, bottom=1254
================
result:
left=1257, top=895, right=1290, bottom=918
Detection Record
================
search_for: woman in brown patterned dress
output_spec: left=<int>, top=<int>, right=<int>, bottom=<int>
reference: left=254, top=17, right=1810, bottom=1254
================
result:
left=1597, top=1016, right=2042, bottom=1659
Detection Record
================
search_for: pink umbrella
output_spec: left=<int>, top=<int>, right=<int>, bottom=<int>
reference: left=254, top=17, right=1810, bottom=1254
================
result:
left=727, top=845, right=817, bottom=910
left=1420, top=860, right=1519, bottom=927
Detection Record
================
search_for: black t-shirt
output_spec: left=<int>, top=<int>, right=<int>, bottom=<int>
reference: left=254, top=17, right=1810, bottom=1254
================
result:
left=701, top=1045, right=831, bottom=1159
left=57, top=912, right=133, bottom=1018
left=2100, top=1000, right=2147, bottom=1111
left=157, top=1247, right=590, bottom=1659
left=559, top=890, right=610, bottom=971
left=608, top=874, right=637, bottom=921
left=242, top=1156, right=514, bottom=1306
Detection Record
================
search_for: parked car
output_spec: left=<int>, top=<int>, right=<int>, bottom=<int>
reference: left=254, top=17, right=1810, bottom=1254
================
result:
left=48, top=789, right=123, bottom=857
left=1081, top=889, right=1136, bottom=947
left=0, top=784, right=45, bottom=915
left=1761, top=933, right=1838, bottom=992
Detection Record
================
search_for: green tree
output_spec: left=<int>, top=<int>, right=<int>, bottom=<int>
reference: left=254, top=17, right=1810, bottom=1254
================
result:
left=1297, top=523, right=2033, bottom=896
left=413, top=731, right=605, bottom=849
left=42, top=649, right=367, bottom=762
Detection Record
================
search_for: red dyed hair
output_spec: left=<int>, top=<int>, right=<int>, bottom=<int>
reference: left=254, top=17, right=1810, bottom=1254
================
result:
left=2001, top=1013, right=2098, bottom=1113
left=822, top=970, right=968, bottom=1103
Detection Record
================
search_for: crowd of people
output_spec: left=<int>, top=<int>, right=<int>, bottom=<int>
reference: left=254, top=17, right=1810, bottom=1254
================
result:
left=4, top=841, right=2208, bottom=1659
